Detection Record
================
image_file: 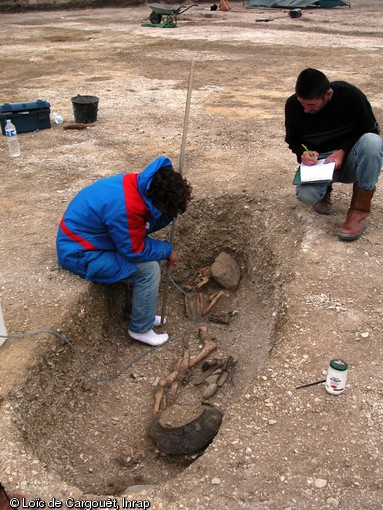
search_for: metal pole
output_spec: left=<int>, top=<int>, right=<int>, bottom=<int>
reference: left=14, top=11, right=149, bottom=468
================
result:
left=160, top=61, right=195, bottom=326
left=178, top=60, right=195, bottom=177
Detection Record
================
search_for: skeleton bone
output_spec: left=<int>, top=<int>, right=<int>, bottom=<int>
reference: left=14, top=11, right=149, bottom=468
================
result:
left=189, top=326, right=217, bottom=368
left=153, top=378, right=168, bottom=416
left=169, top=350, right=190, bottom=397
left=153, top=327, right=217, bottom=415
left=196, top=266, right=212, bottom=289
left=184, top=291, right=205, bottom=319
left=203, top=290, right=225, bottom=317
left=153, top=350, right=190, bottom=415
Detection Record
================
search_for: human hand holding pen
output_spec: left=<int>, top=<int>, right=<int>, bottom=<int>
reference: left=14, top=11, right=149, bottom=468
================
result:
left=301, top=144, right=319, bottom=165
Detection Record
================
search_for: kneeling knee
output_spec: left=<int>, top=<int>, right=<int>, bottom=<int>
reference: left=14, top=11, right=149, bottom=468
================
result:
left=359, top=133, right=383, bottom=155
left=296, top=187, right=317, bottom=205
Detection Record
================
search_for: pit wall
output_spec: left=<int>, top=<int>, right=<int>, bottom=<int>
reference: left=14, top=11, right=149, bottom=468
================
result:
left=2, top=193, right=302, bottom=499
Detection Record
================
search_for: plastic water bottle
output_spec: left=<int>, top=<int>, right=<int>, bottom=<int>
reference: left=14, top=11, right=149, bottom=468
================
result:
left=52, top=112, right=63, bottom=124
left=4, top=119, right=21, bottom=157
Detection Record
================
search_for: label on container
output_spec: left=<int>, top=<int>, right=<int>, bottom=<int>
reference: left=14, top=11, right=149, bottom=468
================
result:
left=325, top=358, right=348, bottom=395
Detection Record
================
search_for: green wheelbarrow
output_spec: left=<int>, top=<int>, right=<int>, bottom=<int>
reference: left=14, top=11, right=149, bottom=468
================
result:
left=148, top=3, right=196, bottom=26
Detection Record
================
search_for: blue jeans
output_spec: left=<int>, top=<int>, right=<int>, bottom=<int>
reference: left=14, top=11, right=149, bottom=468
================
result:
left=296, top=133, right=383, bottom=205
left=122, top=261, right=161, bottom=333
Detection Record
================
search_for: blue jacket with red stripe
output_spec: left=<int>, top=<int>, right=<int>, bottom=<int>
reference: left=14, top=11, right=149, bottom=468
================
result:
left=56, top=156, right=173, bottom=283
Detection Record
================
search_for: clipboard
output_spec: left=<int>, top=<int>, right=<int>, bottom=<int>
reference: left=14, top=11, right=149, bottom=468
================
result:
left=293, top=160, right=335, bottom=185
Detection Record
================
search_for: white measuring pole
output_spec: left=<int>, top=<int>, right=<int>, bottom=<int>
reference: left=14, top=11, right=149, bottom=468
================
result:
left=0, top=301, right=8, bottom=347
left=160, top=61, right=195, bottom=325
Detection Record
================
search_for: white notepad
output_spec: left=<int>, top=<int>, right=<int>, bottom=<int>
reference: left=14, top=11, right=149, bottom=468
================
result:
left=300, top=159, right=335, bottom=183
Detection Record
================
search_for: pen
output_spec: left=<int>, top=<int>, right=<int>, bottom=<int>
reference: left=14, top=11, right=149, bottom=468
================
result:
left=302, top=144, right=315, bottom=158
left=296, top=379, right=326, bottom=389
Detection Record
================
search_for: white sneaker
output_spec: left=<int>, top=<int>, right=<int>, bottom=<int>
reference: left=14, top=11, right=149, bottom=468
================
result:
left=154, top=315, right=166, bottom=327
left=128, top=329, right=169, bottom=347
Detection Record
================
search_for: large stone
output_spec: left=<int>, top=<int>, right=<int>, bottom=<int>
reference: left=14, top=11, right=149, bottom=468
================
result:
left=211, top=252, right=241, bottom=292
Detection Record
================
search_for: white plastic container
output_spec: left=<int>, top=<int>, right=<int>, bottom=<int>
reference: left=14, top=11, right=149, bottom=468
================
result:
left=5, top=119, right=21, bottom=157
left=0, top=300, right=7, bottom=347
left=325, top=359, right=348, bottom=395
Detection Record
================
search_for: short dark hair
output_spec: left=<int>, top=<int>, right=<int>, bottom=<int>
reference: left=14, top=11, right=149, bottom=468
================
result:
left=148, top=165, right=192, bottom=218
left=295, top=68, right=330, bottom=99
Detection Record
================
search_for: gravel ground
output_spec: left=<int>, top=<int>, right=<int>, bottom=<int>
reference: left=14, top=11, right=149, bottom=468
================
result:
left=1, top=2, right=383, bottom=509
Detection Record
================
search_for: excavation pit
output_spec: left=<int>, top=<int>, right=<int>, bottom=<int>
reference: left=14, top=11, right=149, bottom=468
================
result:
left=9, top=194, right=295, bottom=497
left=1, top=4, right=382, bottom=508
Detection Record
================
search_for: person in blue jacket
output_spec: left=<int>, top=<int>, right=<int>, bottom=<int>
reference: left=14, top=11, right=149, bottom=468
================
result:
left=56, top=156, right=192, bottom=347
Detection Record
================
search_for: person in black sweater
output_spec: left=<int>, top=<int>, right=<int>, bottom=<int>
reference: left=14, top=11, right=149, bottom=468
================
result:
left=285, top=68, right=383, bottom=241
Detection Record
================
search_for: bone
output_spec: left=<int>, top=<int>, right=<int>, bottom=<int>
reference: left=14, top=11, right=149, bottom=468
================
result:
left=203, top=290, right=225, bottom=316
left=196, top=266, right=212, bottom=289
left=153, top=379, right=168, bottom=416
left=153, top=350, right=191, bottom=415
left=153, top=327, right=217, bottom=415
left=184, top=291, right=205, bottom=319
left=189, top=326, right=217, bottom=368
left=169, top=350, right=190, bottom=397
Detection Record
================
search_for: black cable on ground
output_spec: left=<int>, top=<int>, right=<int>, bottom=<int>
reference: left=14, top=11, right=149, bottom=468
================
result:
left=0, top=272, right=198, bottom=385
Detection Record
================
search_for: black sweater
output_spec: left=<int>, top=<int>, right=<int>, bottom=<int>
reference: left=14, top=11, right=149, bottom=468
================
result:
left=285, top=81, right=380, bottom=163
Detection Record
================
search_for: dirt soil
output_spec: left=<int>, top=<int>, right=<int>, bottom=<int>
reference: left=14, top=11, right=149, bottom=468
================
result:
left=1, top=2, right=383, bottom=509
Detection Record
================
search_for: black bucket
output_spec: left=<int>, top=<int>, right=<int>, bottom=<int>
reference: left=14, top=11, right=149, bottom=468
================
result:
left=71, top=95, right=99, bottom=123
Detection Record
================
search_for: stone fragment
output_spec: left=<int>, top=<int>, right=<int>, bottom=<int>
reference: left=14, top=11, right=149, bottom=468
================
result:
left=203, top=383, right=218, bottom=399
left=314, top=478, right=327, bottom=488
left=211, top=252, right=241, bottom=292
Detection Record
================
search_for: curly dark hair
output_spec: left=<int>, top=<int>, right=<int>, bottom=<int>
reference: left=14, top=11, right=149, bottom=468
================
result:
left=147, top=165, right=192, bottom=218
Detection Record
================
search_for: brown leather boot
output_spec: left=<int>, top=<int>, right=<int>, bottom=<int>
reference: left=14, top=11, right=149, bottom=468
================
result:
left=313, top=185, right=332, bottom=215
left=337, top=184, right=374, bottom=241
